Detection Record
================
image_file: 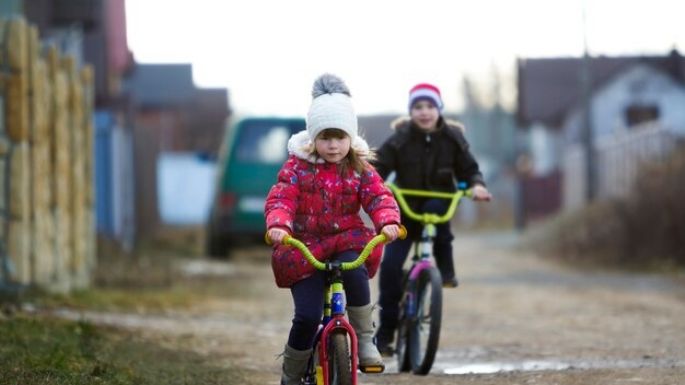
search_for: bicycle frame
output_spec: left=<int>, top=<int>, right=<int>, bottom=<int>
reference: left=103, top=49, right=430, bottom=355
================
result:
left=271, top=230, right=405, bottom=385
left=387, top=182, right=472, bottom=286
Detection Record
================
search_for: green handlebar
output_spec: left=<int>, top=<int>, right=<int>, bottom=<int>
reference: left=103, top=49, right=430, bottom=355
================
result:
left=386, top=182, right=472, bottom=225
left=282, top=235, right=328, bottom=270
left=266, top=226, right=407, bottom=271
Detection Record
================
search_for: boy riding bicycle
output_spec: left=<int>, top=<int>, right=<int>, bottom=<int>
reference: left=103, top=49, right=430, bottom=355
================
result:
left=372, top=83, right=492, bottom=356
left=265, top=74, right=401, bottom=385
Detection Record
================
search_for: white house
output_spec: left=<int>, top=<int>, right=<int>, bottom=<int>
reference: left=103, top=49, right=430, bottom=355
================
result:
left=516, top=49, right=685, bottom=219
left=563, top=63, right=685, bottom=143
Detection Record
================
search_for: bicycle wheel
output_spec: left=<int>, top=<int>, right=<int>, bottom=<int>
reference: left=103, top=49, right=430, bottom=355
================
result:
left=407, top=267, right=442, bottom=375
left=395, top=316, right=411, bottom=372
left=395, top=269, right=412, bottom=372
left=327, top=330, right=353, bottom=385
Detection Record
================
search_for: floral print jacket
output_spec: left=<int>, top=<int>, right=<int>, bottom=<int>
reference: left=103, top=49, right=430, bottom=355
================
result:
left=265, top=131, right=401, bottom=288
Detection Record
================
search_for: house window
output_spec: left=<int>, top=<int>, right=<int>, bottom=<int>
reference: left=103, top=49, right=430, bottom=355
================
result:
left=625, top=105, right=659, bottom=127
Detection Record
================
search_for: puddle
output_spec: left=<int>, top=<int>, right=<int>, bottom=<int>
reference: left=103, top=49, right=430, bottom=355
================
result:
left=439, top=357, right=684, bottom=375
left=443, top=360, right=571, bottom=374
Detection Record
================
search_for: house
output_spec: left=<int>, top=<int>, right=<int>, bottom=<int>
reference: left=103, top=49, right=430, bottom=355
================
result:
left=516, top=49, right=685, bottom=220
left=562, top=63, right=685, bottom=142
left=126, top=63, right=230, bottom=237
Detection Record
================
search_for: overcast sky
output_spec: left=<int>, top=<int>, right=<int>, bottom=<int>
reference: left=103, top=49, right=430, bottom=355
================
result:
left=126, top=0, right=685, bottom=116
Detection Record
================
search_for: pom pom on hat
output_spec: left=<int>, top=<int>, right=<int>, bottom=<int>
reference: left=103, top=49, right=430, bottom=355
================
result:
left=307, top=74, right=358, bottom=141
left=312, top=73, right=351, bottom=98
left=408, top=83, right=444, bottom=112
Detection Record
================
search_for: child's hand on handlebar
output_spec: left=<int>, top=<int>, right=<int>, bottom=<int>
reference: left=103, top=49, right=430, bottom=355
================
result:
left=381, top=224, right=401, bottom=242
left=267, top=228, right=289, bottom=244
left=472, top=184, right=492, bottom=202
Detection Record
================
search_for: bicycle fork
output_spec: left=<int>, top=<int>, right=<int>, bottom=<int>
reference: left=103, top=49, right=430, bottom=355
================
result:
left=304, top=282, right=359, bottom=385
left=403, top=258, right=432, bottom=319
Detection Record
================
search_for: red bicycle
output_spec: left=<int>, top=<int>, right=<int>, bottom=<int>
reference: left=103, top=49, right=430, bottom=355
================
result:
left=269, top=229, right=405, bottom=385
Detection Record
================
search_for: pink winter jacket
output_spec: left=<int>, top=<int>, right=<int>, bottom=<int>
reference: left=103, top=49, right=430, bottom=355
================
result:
left=265, top=131, right=401, bottom=288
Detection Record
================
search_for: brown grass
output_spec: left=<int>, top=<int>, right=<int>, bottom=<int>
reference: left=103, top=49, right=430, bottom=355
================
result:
left=530, top=145, right=685, bottom=270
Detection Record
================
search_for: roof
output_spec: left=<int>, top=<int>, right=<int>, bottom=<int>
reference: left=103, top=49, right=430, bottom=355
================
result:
left=126, top=63, right=196, bottom=106
left=517, top=49, right=685, bottom=128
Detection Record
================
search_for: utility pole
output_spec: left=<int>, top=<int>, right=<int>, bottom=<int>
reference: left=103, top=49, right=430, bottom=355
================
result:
left=580, top=1, right=596, bottom=202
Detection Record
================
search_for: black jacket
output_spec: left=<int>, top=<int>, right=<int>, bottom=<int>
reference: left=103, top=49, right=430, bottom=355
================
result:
left=373, top=117, right=485, bottom=192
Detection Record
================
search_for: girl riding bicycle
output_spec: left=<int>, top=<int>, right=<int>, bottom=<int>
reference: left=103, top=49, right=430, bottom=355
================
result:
left=372, top=82, right=492, bottom=356
left=265, top=74, right=402, bottom=385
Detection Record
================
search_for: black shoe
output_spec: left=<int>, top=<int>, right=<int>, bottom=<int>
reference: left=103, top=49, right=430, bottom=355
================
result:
left=374, top=328, right=395, bottom=357
left=377, top=342, right=394, bottom=357
left=442, top=276, right=459, bottom=288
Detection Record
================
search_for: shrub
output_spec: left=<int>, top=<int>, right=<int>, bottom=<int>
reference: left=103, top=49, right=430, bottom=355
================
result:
left=543, top=145, right=685, bottom=269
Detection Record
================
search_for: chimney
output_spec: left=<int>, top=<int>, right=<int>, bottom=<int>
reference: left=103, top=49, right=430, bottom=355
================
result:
left=667, top=48, right=684, bottom=84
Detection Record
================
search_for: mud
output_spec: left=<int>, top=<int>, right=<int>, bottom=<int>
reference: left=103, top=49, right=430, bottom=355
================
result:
left=50, top=231, right=685, bottom=385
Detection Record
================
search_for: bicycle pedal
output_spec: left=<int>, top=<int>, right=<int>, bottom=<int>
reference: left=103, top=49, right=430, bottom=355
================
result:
left=359, top=364, right=385, bottom=374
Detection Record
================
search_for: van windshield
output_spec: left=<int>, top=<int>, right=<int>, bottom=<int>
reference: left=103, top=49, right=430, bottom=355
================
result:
left=234, top=120, right=304, bottom=164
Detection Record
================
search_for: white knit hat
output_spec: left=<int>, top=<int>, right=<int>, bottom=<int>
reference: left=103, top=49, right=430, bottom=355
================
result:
left=306, top=74, right=358, bottom=141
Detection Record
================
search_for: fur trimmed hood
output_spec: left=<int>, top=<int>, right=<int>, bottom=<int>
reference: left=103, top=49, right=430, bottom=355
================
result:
left=390, top=116, right=465, bottom=133
left=287, top=130, right=371, bottom=164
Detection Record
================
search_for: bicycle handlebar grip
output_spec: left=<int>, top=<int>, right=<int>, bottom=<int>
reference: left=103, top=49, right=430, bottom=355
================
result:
left=264, top=232, right=292, bottom=246
left=398, top=225, right=408, bottom=240
left=283, top=234, right=291, bottom=243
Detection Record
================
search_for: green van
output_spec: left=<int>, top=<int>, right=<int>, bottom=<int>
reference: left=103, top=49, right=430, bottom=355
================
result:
left=206, top=117, right=306, bottom=257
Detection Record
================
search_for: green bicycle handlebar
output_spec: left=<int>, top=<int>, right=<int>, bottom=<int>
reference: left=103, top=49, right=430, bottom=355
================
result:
left=266, top=226, right=407, bottom=271
left=386, top=182, right=473, bottom=225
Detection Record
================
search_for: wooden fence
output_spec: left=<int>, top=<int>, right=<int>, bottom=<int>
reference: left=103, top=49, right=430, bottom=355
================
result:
left=0, top=16, right=95, bottom=293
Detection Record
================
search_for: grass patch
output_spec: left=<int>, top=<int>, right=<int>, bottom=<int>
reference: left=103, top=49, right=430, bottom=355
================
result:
left=28, top=285, right=204, bottom=313
left=0, top=314, right=248, bottom=385
left=26, top=269, right=261, bottom=314
left=23, top=242, right=271, bottom=314
left=0, top=230, right=272, bottom=384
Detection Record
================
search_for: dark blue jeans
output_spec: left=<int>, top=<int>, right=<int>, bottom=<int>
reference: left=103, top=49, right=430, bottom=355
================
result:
left=287, top=250, right=370, bottom=350
left=377, top=199, right=455, bottom=331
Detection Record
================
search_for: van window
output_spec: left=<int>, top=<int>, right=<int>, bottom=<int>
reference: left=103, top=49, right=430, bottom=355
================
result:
left=235, top=122, right=293, bottom=163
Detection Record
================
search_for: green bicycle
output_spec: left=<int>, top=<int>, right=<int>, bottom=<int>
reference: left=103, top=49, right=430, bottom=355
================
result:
left=386, top=182, right=473, bottom=375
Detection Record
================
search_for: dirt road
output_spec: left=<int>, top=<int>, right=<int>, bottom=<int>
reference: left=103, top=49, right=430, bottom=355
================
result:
left=59, top=231, right=685, bottom=384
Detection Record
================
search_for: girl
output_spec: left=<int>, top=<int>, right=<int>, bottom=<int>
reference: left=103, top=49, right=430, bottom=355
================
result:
left=265, top=74, right=401, bottom=385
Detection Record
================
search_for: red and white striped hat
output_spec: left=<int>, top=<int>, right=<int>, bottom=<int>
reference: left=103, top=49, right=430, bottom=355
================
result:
left=408, top=83, right=443, bottom=112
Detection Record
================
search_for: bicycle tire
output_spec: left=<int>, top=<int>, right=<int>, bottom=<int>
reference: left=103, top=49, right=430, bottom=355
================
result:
left=328, top=330, right=353, bottom=385
left=407, top=267, right=442, bottom=375
left=395, top=269, right=412, bottom=372
left=395, top=316, right=411, bottom=372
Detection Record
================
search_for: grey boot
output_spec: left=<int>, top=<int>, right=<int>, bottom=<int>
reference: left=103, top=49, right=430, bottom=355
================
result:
left=347, top=304, right=384, bottom=371
left=281, top=344, right=312, bottom=385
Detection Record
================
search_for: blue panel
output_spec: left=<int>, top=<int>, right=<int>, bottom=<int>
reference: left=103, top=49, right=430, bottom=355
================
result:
left=94, top=111, right=113, bottom=234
